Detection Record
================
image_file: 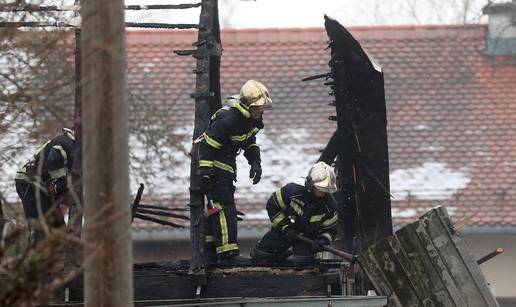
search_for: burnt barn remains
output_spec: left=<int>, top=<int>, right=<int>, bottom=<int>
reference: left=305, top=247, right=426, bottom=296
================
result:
left=0, top=1, right=503, bottom=306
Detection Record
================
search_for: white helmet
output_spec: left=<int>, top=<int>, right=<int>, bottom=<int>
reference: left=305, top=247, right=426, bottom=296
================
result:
left=62, top=127, right=75, bottom=141
left=305, top=161, right=338, bottom=193
left=239, top=80, right=272, bottom=108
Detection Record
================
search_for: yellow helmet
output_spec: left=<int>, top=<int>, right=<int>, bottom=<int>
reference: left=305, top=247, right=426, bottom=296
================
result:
left=239, top=80, right=272, bottom=108
left=306, top=162, right=338, bottom=193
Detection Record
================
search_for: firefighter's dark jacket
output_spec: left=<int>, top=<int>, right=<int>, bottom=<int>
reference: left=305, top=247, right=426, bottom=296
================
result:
left=15, top=135, right=75, bottom=191
left=198, top=102, right=263, bottom=179
left=266, top=182, right=338, bottom=242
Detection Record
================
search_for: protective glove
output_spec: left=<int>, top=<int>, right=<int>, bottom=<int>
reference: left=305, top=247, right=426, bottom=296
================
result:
left=200, top=174, right=212, bottom=192
left=284, top=226, right=297, bottom=240
left=312, top=235, right=331, bottom=252
left=249, top=161, right=262, bottom=184
left=51, top=177, right=68, bottom=196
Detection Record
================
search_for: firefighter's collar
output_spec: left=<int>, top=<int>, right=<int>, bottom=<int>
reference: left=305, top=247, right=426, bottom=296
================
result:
left=233, top=101, right=251, bottom=118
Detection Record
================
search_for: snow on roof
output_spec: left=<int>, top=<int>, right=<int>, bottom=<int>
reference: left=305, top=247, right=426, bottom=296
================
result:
left=390, top=162, right=471, bottom=200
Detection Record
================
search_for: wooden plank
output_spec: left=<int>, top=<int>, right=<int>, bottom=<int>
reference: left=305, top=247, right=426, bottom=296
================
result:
left=360, top=246, right=403, bottom=307
left=68, top=266, right=342, bottom=302
left=427, top=208, right=499, bottom=307
left=371, top=237, right=422, bottom=307
left=413, top=221, right=468, bottom=307
left=385, top=233, right=435, bottom=307
left=420, top=209, right=488, bottom=307
left=396, top=224, right=461, bottom=307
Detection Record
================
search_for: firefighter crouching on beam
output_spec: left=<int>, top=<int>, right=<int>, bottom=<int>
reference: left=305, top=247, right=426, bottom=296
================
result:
left=14, top=128, right=75, bottom=245
left=198, top=80, right=272, bottom=265
left=251, top=161, right=339, bottom=265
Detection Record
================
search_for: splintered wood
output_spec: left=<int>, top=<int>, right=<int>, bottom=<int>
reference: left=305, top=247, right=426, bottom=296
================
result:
left=358, top=206, right=499, bottom=307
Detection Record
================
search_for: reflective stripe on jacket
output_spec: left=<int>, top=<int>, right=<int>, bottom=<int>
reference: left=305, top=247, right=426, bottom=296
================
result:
left=198, top=101, right=263, bottom=178
left=266, top=182, right=338, bottom=240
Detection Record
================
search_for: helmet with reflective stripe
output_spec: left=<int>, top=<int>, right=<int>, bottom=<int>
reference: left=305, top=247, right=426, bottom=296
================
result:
left=62, top=127, right=75, bottom=141
left=305, top=161, right=338, bottom=193
left=239, top=80, right=272, bottom=108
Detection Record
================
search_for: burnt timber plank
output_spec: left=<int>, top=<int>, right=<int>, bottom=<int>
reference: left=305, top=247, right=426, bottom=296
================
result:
left=383, top=236, right=432, bottom=307
left=323, top=15, right=392, bottom=255
left=370, top=238, right=421, bottom=307
left=67, top=265, right=342, bottom=302
left=395, top=224, right=459, bottom=307
left=413, top=220, right=469, bottom=307
left=359, top=249, right=403, bottom=306
left=420, top=208, right=499, bottom=307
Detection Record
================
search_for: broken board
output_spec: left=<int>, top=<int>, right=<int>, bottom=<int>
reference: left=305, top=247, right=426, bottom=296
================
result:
left=358, top=206, right=499, bottom=307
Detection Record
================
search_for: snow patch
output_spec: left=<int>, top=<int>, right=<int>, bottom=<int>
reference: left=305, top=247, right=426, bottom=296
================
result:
left=414, top=124, right=432, bottom=131
left=245, top=209, right=269, bottom=220
left=417, top=145, right=445, bottom=152
left=235, top=128, right=323, bottom=200
left=391, top=208, right=418, bottom=218
left=0, top=114, right=38, bottom=202
left=390, top=162, right=470, bottom=200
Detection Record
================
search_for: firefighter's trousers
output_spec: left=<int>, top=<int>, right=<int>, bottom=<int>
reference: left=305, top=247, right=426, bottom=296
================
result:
left=205, top=176, right=239, bottom=257
left=252, top=228, right=317, bottom=263
left=15, top=180, right=65, bottom=243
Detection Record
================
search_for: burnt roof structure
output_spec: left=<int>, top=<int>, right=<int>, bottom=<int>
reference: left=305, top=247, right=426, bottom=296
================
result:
left=127, top=24, right=516, bottom=234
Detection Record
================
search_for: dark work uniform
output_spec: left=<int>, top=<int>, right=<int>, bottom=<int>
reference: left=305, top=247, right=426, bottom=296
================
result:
left=15, top=135, right=75, bottom=241
left=253, top=182, right=338, bottom=262
left=198, top=101, right=263, bottom=256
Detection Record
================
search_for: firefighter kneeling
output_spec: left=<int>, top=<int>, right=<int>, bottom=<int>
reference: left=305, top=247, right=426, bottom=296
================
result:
left=251, top=161, right=339, bottom=265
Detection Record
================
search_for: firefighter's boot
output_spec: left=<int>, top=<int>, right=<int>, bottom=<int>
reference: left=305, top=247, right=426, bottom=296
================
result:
left=217, top=251, right=250, bottom=266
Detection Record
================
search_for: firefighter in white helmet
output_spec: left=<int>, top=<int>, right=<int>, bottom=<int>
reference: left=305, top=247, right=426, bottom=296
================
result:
left=251, top=161, right=339, bottom=265
left=198, top=80, right=272, bottom=265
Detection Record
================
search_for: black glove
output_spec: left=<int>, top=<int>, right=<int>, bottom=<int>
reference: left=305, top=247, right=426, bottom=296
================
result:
left=312, top=235, right=330, bottom=252
left=284, top=226, right=297, bottom=240
left=200, top=174, right=212, bottom=192
left=51, top=177, right=68, bottom=196
left=249, top=161, right=262, bottom=184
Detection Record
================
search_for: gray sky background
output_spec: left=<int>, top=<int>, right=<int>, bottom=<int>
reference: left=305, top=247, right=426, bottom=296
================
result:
left=123, top=0, right=495, bottom=28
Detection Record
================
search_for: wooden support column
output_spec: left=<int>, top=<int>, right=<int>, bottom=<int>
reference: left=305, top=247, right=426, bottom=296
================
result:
left=190, top=0, right=222, bottom=279
left=81, top=0, right=133, bottom=305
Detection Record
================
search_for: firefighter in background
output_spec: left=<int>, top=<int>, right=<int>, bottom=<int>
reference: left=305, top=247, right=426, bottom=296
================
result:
left=198, top=80, right=272, bottom=265
left=251, top=161, right=339, bottom=264
left=15, top=128, right=76, bottom=244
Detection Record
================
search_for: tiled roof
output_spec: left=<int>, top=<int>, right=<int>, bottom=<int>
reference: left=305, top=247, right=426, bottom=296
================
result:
left=126, top=25, right=516, bottom=231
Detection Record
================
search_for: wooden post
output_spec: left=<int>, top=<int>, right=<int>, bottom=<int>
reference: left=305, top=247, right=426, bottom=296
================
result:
left=81, top=0, right=133, bottom=305
left=0, top=197, right=3, bottom=242
left=190, top=0, right=222, bottom=278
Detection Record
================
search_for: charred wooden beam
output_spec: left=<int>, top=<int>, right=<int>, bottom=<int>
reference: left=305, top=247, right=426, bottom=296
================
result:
left=135, top=208, right=190, bottom=220
left=477, top=248, right=504, bottom=265
left=302, top=72, right=332, bottom=82
left=125, top=22, right=199, bottom=29
left=0, top=197, right=3, bottom=242
left=0, top=22, right=199, bottom=29
left=324, top=15, right=391, bottom=295
left=67, top=264, right=344, bottom=301
left=137, top=204, right=189, bottom=212
left=189, top=0, right=223, bottom=283
left=65, top=27, right=84, bottom=274
left=125, top=4, right=202, bottom=10
left=0, top=3, right=201, bottom=12
left=0, top=21, right=75, bottom=28
left=324, top=14, right=392, bottom=252
left=133, top=213, right=185, bottom=228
